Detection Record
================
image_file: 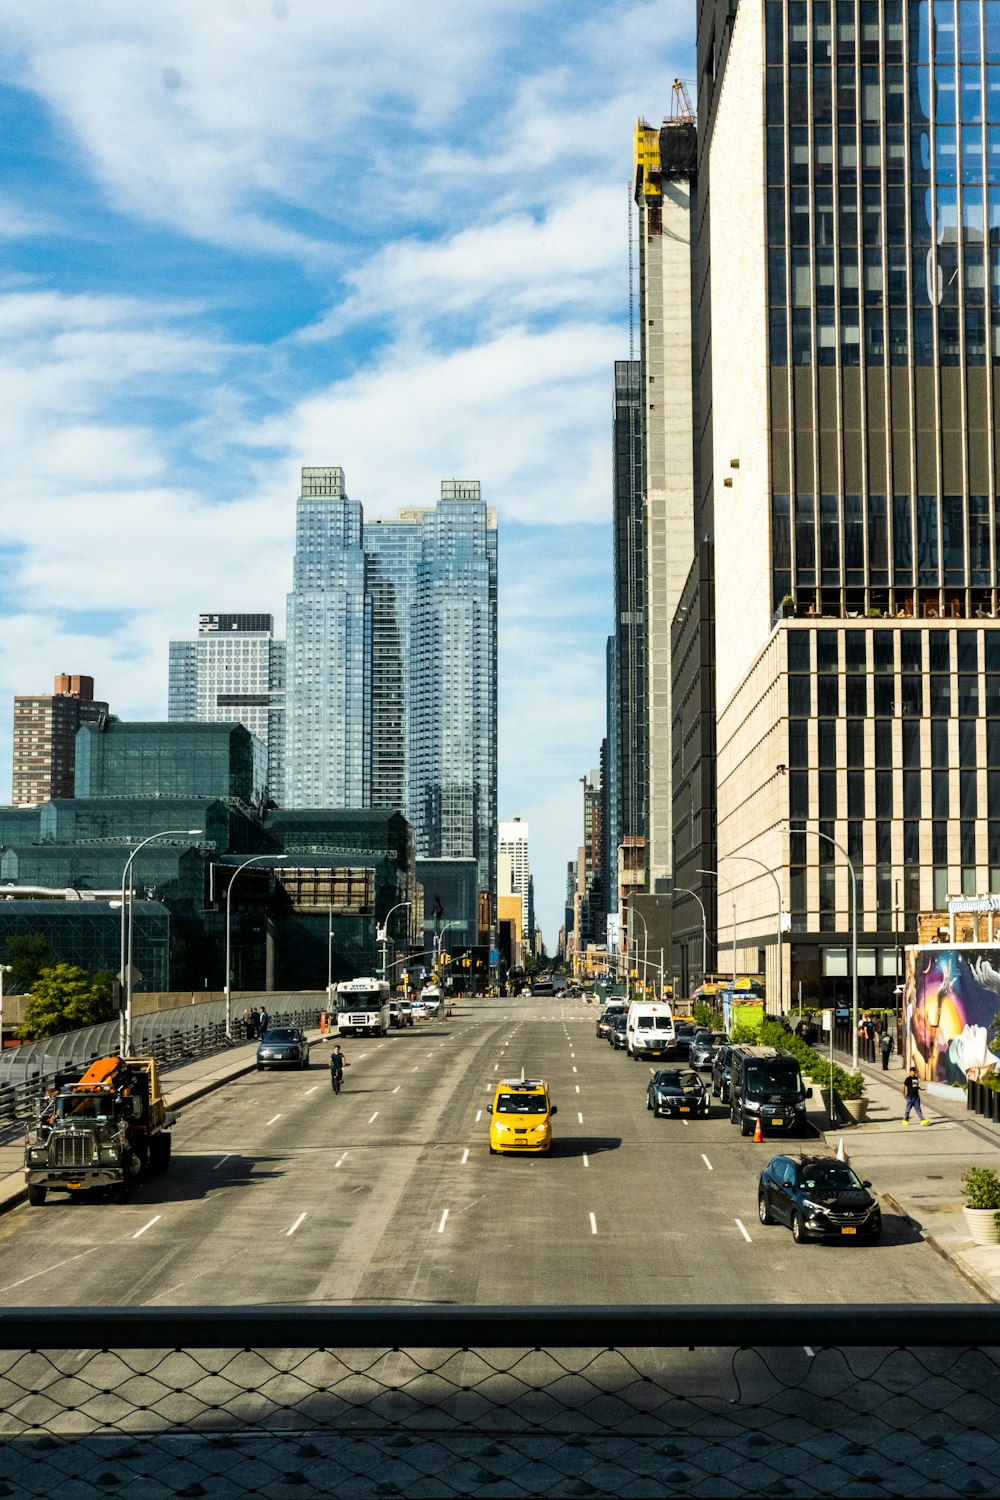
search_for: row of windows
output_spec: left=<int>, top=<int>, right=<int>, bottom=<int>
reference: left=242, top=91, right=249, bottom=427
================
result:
left=790, top=715, right=1000, bottom=762
left=788, top=764, right=993, bottom=815
left=788, top=672, right=994, bottom=713
left=767, top=0, right=1000, bottom=70
left=775, top=494, right=1000, bottom=584
left=786, top=624, right=995, bottom=669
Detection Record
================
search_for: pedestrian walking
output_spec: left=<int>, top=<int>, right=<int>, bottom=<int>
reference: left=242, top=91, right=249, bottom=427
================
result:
left=243, top=1008, right=253, bottom=1041
left=902, top=1065, right=928, bottom=1125
left=880, top=1029, right=894, bottom=1071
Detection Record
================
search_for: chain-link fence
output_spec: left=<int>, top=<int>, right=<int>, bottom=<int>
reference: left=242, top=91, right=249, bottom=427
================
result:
left=0, top=995, right=322, bottom=1125
left=0, top=1305, right=996, bottom=1497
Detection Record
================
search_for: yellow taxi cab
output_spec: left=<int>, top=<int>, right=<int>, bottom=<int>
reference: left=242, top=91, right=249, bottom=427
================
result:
left=488, top=1077, right=556, bottom=1155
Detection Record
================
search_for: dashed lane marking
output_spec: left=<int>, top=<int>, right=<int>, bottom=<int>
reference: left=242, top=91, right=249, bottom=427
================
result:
left=575, top=1085, right=580, bottom=1093
left=266, top=1114, right=282, bottom=1126
left=572, top=1066, right=577, bottom=1073
left=577, top=1112, right=583, bottom=1124
left=582, top=1154, right=589, bottom=1168
left=133, top=1216, right=161, bottom=1240
left=804, top=1346, right=815, bottom=1357
left=437, top=1209, right=449, bottom=1234
left=475, top=1110, right=482, bottom=1123
left=392, top=1085, right=400, bottom=1094
left=701, top=1154, right=713, bottom=1171
left=735, top=1218, right=752, bottom=1243
left=304, top=1086, right=318, bottom=1096
left=286, top=1213, right=307, bottom=1237
left=212, top=1155, right=231, bottom=1171
left=334, top=1153, right=348, bottom=1169
left=368, top=1112, right=379, bottom=1124
left=461, top=1148, right=469, bottom=1165
left=589, top=1213, right=597, bottom=1235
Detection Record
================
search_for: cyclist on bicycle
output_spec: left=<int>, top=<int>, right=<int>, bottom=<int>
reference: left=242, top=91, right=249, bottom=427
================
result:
left=329, top=1044, right=346, bottom=1092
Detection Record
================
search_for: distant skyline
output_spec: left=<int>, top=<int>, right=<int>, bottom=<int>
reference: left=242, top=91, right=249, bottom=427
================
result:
left=0, top=1, right=693, bottom=941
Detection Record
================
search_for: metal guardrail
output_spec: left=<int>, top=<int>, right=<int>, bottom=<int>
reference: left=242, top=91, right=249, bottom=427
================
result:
left=0, top=1305, right=995, bottom=1498
left=0, top=995, right=322, bottom=1126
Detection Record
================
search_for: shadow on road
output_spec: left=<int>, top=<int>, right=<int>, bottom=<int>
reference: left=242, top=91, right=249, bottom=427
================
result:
left=550, top=1136, right=621, bottom=1158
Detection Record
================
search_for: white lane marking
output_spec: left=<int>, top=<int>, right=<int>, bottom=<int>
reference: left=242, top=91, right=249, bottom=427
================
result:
left=334, top=1153, right=347, bottom=1169
left=804, top=1346, right=815, bottom=1358
left=582, top=1154, right=590, bottom=1168
left=575, top=1085, right=580, bottom=1093
left=570, top=1053, right=575, bottom=1058
left=212, top=1155, right=231, bottom=1171
left=572, top=1066, right=577, bottom=1073
left=437, top=1209, right=449, bottom=1234
left=266, top=1114, right=282, bottom=1126
left=287, top=1213, right=307, bottom=1237
left=133, top=1216, right=161, bottom=1240
left=368, top=1112, right=379, bottom=1124
left=493, top=1064, right=499, bottom=1072
left=701, top=1154, right=713, bottom=1171
left=357, top=1052, right=368, bottom=1060
left=426, top=1052, right=435, bottom=1057
left=475, top=1110, right=482, bottom=1123
left=577, top=1112, right=583, bottom=1124
left=304, top=1086, right=318, bottom=1096
left=412, top=1066, right=419, bottom=1072
left=0, top=1246, right=103, bottom=1294
left=589, top=1213, right=597, bottom=1235
left=461, top=1148, right=469, bottom=1165
left=735, top=1218, right=752, bottom=1244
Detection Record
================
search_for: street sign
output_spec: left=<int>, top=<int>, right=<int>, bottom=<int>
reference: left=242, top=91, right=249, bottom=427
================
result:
left=489, top=949, right=499, bottom=964
left=117, top=964, right=143, bottom=987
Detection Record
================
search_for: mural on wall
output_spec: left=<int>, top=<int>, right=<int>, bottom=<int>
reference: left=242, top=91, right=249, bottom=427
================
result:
left=907, top=946, right=1000, bottom=1083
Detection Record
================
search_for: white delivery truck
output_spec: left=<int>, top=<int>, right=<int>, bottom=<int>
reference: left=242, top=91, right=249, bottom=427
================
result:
left=421, top=984, right=443, bottom=1017
left=625, top=1000, right=676, bottom=1061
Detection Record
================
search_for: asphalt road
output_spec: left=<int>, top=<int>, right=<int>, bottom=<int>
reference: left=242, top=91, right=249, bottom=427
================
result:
left=0, top=997, right=977, bottom=1307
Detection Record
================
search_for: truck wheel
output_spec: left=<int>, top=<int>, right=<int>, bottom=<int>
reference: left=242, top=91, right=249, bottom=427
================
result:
left=111, top=1184, right=130, bottom=1205
left=27, top=1185, right=46, bottom=1207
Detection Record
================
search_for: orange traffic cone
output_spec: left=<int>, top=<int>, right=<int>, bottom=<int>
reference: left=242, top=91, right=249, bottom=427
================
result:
left=753, top=1116, right=764, bottom=1144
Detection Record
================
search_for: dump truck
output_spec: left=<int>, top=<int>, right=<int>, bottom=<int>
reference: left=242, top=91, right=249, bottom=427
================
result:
left=24, top=1055, right=176, bottom=1205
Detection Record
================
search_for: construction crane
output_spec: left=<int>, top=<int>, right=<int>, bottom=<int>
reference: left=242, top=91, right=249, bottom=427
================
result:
left=671, top=78, right=696, bottom=122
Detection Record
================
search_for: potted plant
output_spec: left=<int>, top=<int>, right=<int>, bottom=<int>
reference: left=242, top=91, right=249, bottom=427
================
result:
left=779, top=593, right=795, bottom=618
left=960, top=1167, right=1000, bottom=1246
left=838, top=1072, right=869, bottom=1123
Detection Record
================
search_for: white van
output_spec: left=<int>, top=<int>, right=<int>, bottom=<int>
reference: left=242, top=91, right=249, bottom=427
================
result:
left=421, top=984, right=443, bottom=1017
left=625, top=1000, right=676, bottom=1061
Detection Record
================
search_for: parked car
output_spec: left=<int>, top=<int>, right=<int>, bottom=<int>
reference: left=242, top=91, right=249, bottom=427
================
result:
left=690, top=1030, right=727, bottom=1070
left=728, top=1045, right=811, bottom=1136
left=646, top=1067, right=710, bottom=1119
left=711, top=1042, right=736, bottom=1103
left=608, top=1013, right=629, bottom=1050
left=256, top=1027, right=311, bottom=1071
left=757, top=1154, right=882, bottom=1245
left=672, top=1022, right=698, bottom=1058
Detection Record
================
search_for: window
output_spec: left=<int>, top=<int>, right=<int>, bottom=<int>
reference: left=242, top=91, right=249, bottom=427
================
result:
left=818, top=677, right=840, bottom=715
left=819, top=720, right=838, bottom=766
left=902, top=720, right=921, bottom=767
left=847, top=720, right=865, bottom=767
left=789, top=720, right=809, bottom=767
left=789, top=676, right=812, bottom=716
left=933, top=769, right=951, bottom=818
left=846, top=677, right=868, bottom=716
left=875, top=720, right=893, bottom=766
left=904, top=770, right=922, bottom=817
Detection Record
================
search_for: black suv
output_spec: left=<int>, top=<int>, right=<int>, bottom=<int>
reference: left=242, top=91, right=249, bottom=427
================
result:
left=758, top=1154, right=882, bottom=1244
left=728, top=1045, right=811, bottom=1136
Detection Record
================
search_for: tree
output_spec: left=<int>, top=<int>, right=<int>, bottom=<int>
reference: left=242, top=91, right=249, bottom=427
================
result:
left=18, top=965, right=116, bottom=1041
left=2, top=933, right=55, bottom=993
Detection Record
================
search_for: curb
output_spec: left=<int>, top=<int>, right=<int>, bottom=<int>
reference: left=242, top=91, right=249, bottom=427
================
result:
left=880, top=1192, right=997, bottom=1305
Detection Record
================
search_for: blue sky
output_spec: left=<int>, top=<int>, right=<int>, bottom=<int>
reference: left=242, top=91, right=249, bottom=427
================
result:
left=0, top=0, right=693, bottom=945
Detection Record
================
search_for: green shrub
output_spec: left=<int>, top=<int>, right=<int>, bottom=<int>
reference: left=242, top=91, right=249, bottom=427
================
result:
left=839, top=1072, right=867, bottom=1100
left=961, top=1167, right=1000, bottom=1211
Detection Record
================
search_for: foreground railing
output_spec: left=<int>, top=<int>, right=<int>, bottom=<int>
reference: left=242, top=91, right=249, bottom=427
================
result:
left=0, top=1305, right=996, bottom=1498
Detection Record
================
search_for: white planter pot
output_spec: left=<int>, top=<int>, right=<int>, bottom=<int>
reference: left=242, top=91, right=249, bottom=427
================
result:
left=963, top=1207, right=1000, bottom=1246
left=840, top=1098, right=869, bottom=1124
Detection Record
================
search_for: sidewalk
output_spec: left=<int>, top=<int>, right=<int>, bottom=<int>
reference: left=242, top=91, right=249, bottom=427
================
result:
left=0, top=1032, right=328, bottom=1216
left=824, top=1046, right=1000, bottom=1301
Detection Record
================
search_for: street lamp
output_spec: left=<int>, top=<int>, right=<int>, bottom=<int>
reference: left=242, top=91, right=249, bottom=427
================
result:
left=722, top=854, right=786, bottom=1015
left=377, top=901, right=413, bottom=982
left=697, top=868, right=737, bottom=989
left=0, top=963, right=11, bottom=1054
left=786, top=822, right=859, bottom=1072
left=627, top=901, right=648, bottom=998
left=672, top=885, right=708, bottom=986
left=225, top=854, right=287, bottom=1041
left=119, top=829, right=201, bottom=1058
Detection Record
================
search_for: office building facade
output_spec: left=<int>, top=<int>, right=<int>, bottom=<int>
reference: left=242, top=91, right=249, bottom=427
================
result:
left=498, top=817, right=532, bottom=945
left=698, top=0, right=1000, bottom=1008
left=285, top=469, right=498, bottom=900
left=168, top=614, right=286, bottom=804
left=12, top=675, right=108, bottom=806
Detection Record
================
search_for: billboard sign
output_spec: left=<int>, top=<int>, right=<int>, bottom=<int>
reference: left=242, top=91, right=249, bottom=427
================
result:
left=907, top=944, right=1000, bottom=1083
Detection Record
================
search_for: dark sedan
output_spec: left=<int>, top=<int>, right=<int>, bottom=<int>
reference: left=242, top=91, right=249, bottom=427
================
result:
left=673, top=1022, right=698, bottom=1058
left=595, top=1007, right=625, bottom=1039
left=608, top=1014, right=629, bottom=1049
left=256, top=1027, right=311, bottom=1071
left=690, top=1030, right=727, bottom=1069
left=646, top=1067, right=710, bottom=1118
left=757, top=1154, right=883, bottom=1245
left=711, top=1043, right=736, bottom=1102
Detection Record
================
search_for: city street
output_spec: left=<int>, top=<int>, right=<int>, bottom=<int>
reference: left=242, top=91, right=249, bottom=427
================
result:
left=0, top=998, right=976, bottom=1307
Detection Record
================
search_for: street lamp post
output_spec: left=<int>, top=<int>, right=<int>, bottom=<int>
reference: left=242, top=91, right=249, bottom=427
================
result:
left=697, top=869, right=737, bottom=989
left=722, top=854, right=786, bottom=1016
left=119, top=829, right=201, bottom=1058
left=0, top=963, right=11, bottom=1054
left=672, top=886, right=708, bottom=985
left=225, top=854, right=287, bottom=1041
left=627, top=903, right=648, bottom=999
left=377, top=901, right=413, bottom=982
left=787, top=822, right=859, bottom=1072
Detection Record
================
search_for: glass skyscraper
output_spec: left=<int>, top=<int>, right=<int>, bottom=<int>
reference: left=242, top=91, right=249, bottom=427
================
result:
left=694, top=0, right=1000, bottom=1009
left=284, top=471, right=497, bottom=899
